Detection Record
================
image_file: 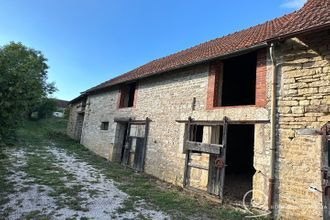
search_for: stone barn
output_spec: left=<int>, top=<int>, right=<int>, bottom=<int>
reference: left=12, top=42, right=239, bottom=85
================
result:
left=67, top=0, right=330, bottom=218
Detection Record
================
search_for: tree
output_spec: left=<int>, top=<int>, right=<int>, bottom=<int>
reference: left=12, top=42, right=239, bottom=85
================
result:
left=35, top=98, right=57, bottom=119
left=0, top=42, right=56, bottom=145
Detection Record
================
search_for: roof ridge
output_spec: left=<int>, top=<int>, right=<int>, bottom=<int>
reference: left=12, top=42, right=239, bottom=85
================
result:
left=81, top=0, right=329, bottom=95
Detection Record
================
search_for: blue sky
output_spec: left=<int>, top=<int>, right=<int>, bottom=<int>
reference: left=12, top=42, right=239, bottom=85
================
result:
left=0, top=0, right=306, bottom=100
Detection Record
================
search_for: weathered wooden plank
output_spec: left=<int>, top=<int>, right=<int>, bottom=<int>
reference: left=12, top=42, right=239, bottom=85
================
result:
left=219, top=117, right=228, bottom=200
left=140, top=117, right=150, bottom=172
left=183, top=117, right=192, bottom=187
left=133, top=137, right=145, bottom=171
left=208, top=154, right=220, bottom=195
left=186, top=141, right=223, bottom=154
left=187, top=163, right=209, bottom=171
left=114, top=117, right=152, bottom=125
left=176, top=119, right=269, bottom=125
left=114, top=117, right=131, bottom=123
left=121, top=119, right=132, bottom=166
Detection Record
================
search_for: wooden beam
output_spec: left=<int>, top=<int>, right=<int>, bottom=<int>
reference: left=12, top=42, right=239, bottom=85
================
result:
left=176, top=119, right=269, bottom=125
left=114, top=117, right=152, bottom=124
left=114, top=117, right=132, bottom=123
left=186, top=141, right=222, bottom=154
left=188, top=163, right=209, bottom=171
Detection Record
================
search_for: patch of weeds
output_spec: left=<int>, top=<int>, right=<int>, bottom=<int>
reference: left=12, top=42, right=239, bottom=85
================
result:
left=0, top=148, right=15, bottom=218
left=0, top=207, right=13, bottom=219
left=23, top=210, right=51, bottom=220
left=87, top=189, right=100, bottom=197
left=136, top=213, right=149, bottom=220
left=20, top=186, right=31, bottom=193
left=116, top=197, right=137, bottom=214
left=38, top=186, right=46, bottom=192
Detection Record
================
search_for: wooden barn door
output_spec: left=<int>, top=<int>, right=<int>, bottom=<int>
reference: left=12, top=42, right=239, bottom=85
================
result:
left=121, top=118, right=150, bottom=172
left=207, top=119, right=227, bottom=197
left=183, top=117, right=228, bottom=201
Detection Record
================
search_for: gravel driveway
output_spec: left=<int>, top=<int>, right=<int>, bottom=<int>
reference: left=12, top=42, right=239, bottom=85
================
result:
left=0, top=145, right=169, bottom=220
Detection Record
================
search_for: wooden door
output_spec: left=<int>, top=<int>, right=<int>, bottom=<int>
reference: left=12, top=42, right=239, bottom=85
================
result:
left=207, top=154, right=221, bottom=195
left=133, top=137, right=145, bottom=171
left=183, top=117, right=228, bottom=201
left=121, top=118, right=150, bottom=172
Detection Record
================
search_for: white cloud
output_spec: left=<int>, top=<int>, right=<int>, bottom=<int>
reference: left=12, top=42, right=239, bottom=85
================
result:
left=281, top=0, right=307, bottom=9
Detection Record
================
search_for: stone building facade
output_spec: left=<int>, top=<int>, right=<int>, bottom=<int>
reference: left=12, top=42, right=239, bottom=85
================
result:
left=67, top=1, right=330, bottom=219
left=274, top=30, right=330, bottom=218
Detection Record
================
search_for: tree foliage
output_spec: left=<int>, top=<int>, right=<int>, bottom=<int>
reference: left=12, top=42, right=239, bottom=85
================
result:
left=34, top=98, right=57, bottom=119
left=0, top=42, right=56, bottom=145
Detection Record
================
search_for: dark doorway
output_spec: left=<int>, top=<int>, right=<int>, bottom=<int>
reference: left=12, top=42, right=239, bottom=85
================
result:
left=113, top=122, right=128, bottom=162
left=74, top=113, right=85, bottom=141
left=113, top=119, right=150, bottom=172
left=224, top=124, right=255, bottom=201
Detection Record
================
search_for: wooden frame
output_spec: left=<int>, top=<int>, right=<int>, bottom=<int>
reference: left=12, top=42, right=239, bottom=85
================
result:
left=182, top=117, right=228, bottom=201
left=186, top=141, right=222, bottom=154
left=121, top=117, right=150, bottom=172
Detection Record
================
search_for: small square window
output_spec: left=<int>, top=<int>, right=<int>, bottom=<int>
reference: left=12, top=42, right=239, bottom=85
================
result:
left=101, top=122, right=109, bottom=130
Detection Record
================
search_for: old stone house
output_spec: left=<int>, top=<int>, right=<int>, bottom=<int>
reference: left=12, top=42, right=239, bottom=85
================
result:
left=67, top=0, right=330, bottom=219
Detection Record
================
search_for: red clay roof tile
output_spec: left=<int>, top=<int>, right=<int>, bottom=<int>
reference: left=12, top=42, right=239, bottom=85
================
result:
left=84, top=0, right=330, bottom=94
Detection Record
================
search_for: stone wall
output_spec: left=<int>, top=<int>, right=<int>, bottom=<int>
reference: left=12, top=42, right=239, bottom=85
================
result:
left=67, top=101, right=85, bottom=141
left=78, top=53, right=272, bottom=201
left=80, top=89, right=133, bottom=160
left=275, top=29, right=330, bottom=219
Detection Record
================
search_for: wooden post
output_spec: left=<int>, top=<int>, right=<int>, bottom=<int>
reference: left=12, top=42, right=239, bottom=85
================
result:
left=140, top=117, right=150, bottom=172
left=183, top=117, right=192, bottom=187
left=219, top=116, right=228, bottom=200
left=122, top=118, right=132, bottom=166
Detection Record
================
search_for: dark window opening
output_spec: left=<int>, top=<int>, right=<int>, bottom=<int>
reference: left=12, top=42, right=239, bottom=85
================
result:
left=101, top=122, right=109, bottom=130
left=119, top=82, right=136, bottom=108
left=224, top=124, right=255, bottom=201
left=191, top=125, right=204, bottom=143
left=219, top=52, right=257, bottom=106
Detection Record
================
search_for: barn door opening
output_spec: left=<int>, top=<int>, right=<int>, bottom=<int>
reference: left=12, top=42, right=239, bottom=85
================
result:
left=74, top=112, right=85, bottom=141
left=178, top=117, right=261, bottom=202
left=183, top=117, right=228, bottom=201
left=224, top=124, right=255, bottom=201
left=112, top=122, right=128, bottom=162
left=119, top=118, right=150, bottom=172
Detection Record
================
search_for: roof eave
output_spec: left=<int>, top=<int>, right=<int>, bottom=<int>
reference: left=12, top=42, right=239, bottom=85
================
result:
left=267, top=23, right=330, bottom=42
left=87, top=42, right=269, bottom=94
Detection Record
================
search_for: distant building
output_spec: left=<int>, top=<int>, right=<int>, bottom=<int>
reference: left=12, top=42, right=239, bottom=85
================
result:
left=53, top=99, right=69, bottom=118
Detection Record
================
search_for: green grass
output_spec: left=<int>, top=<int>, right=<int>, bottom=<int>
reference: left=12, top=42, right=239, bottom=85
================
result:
left=0, top=148, right=15, bottom=219
left=2, top=118, right=254, bottom=219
